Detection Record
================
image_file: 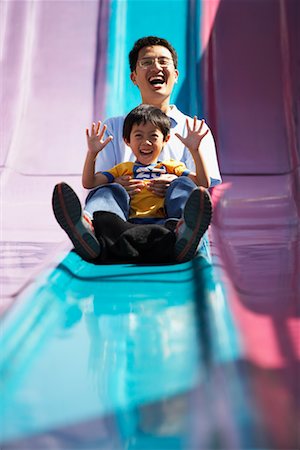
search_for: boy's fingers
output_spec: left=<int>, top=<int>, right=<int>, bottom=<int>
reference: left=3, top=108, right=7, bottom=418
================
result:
left=102, top=135, right=113, bottom=147
left=175, top=132, right=185, bottom=143
left=98, top=123, right=107, bottom=139
left=186, top=118, right=191, bottom=133
left=197, top=119, right=205, bottom=133
left=96, top=121, right=101, bottom=134
left=193, top=116, right=198, bottom=130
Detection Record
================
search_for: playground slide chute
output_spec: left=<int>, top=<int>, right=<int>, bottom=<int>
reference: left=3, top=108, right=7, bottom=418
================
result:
left=0, top=0, right=299, bottom=448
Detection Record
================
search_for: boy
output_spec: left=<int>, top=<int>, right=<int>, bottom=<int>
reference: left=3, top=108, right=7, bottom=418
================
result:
left=52, top=105, right=212, bottom=263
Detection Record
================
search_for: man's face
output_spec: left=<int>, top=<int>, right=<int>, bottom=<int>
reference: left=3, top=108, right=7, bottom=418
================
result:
left=130, top=45, right=179, bottom=104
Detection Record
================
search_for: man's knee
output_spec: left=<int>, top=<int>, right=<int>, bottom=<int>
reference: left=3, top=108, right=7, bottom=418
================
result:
left=165, top=177, right=197, bottom=218
left=166, top=177, right=197, bottom=199
left=170, top=176, right=197, bottom=190
left=104, top=183, right=129, bottom=201
left=86, top=183, right=129, bottom=203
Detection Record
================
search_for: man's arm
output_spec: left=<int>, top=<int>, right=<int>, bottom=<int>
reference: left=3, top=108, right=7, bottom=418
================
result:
left=82, top=122, right=113, bottom=189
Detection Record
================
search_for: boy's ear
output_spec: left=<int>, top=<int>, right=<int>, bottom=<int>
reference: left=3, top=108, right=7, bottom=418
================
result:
left=164, top=134, right=171, bottom=143
left=124, top=137, right=130, bottom=146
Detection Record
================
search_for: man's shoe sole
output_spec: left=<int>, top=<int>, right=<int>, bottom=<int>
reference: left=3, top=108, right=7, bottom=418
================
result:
left=52, top=183, right=100, bottom=260
left=175, top=187, right=212, bottom=263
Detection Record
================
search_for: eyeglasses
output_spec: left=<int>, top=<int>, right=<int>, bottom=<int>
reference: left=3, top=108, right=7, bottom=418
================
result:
left=137, top=57, right=174, bottom=69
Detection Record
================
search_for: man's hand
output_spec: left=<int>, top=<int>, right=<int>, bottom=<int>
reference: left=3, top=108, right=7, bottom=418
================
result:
left=86, top=121, right=113, bottom=156
left=115, top=175, right=144, bottom=198
left=147, top=174, right=177, bottom=198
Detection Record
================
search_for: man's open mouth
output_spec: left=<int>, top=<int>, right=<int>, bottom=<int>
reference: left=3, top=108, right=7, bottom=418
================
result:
left=148, top=76, right=165, bottom=86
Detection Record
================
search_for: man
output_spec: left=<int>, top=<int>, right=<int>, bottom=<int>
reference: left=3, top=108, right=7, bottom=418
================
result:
left=94, top=36, right=221, bottom=196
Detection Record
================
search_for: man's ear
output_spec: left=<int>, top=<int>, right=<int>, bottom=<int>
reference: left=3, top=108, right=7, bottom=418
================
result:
left=174, top=69, right=179, bottom=83
left=130, top=71, right=137, bottom=85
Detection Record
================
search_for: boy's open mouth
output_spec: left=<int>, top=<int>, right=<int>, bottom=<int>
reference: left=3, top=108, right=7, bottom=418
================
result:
left=140, top=149, right=153, bottom=154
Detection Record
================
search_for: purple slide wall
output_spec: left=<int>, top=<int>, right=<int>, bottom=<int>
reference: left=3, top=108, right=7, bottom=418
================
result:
left=0, top=2, right=104, bottom=304
left=203, top=1, right=299, bottom=446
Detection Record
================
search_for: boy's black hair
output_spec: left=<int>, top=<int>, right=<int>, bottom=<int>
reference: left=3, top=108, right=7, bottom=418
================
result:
left=129, top=36, right=178, bottom=72
left=123, top=105, right=171, bottom=142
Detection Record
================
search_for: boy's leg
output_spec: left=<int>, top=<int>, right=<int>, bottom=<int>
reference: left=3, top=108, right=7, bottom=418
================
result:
left=113, top=224, right=176, bottom=263
left=52, top=183, right=101, bottom=260
left=93, top=211, right=175, bottom=263
left=174, top=187, right=212, bottom=263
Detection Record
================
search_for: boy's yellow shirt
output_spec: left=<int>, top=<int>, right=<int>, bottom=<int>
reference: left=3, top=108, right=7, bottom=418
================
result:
left=101, top=160, right=190, bottom=219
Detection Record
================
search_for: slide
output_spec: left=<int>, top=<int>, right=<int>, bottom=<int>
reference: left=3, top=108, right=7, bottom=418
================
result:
left=1, top=1, right=299, bottom=449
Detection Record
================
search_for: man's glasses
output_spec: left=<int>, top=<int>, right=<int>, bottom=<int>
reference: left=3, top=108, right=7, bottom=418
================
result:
left=137, top=57, right=174, bottom=69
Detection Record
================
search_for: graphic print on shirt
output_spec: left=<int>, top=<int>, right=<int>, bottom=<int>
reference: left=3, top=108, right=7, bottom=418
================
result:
left=133, top=163, right=167, bottom=180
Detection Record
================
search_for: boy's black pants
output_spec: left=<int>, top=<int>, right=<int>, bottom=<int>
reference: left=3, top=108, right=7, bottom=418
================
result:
left=93, top=211, right=176, bottom=263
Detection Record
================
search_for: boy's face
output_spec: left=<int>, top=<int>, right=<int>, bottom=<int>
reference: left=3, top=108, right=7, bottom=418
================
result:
left=124, top=122, right=170, bottom=165
left=130, top=45, right=179, bottom=106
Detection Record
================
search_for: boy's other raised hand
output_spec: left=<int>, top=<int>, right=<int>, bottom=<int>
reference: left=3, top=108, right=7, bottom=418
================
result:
left=86, top=121, right=113, bottom=155
left=175, top=117, right=209, bottom=154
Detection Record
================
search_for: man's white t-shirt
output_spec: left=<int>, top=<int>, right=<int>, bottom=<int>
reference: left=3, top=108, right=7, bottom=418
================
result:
left=95, top=105, right=221, bottom=187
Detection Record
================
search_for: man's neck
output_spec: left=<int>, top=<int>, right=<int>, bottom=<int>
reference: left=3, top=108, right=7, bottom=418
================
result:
left=141, top=97, right=170, bottom=113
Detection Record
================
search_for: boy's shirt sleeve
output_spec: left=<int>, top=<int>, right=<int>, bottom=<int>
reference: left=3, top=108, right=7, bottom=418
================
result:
left=163, top=160, right=190, bottom=177
left=101, top=162, right=133, bottom=182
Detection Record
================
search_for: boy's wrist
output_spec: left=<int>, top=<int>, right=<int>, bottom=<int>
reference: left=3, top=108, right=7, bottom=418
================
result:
left=87, top=148, right=98, bottom=157
left=188, top=146, right=199, bottom=154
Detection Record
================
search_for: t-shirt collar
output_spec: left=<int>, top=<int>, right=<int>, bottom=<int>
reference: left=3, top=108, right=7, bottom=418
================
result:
left=166, top=105, right=180, bottom=128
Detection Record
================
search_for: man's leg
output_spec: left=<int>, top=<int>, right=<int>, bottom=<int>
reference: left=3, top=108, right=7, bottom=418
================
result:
left=198, top=233, right=212, bottom=261
left=52, top=183, right=130, bottom=260
left=164, top=177, right=213, bottom=261
left=164, top=177, right=197, bottom=219
left=174, top=187, right=212, bottom=263
left=52, top=183, right=101, bottom=260
left=84, top=183, right=130, bottom=221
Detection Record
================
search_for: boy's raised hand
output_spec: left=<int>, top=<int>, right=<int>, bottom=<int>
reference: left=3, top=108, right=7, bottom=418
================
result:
left=86, top=121, right=113, bottom=155
left=175, top=117, right=209, bottom=154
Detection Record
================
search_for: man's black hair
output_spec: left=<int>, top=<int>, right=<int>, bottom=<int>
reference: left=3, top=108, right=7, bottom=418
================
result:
left=123, top=104, right=171, bottom=142
left=129, top=36, right=178, bottom=72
